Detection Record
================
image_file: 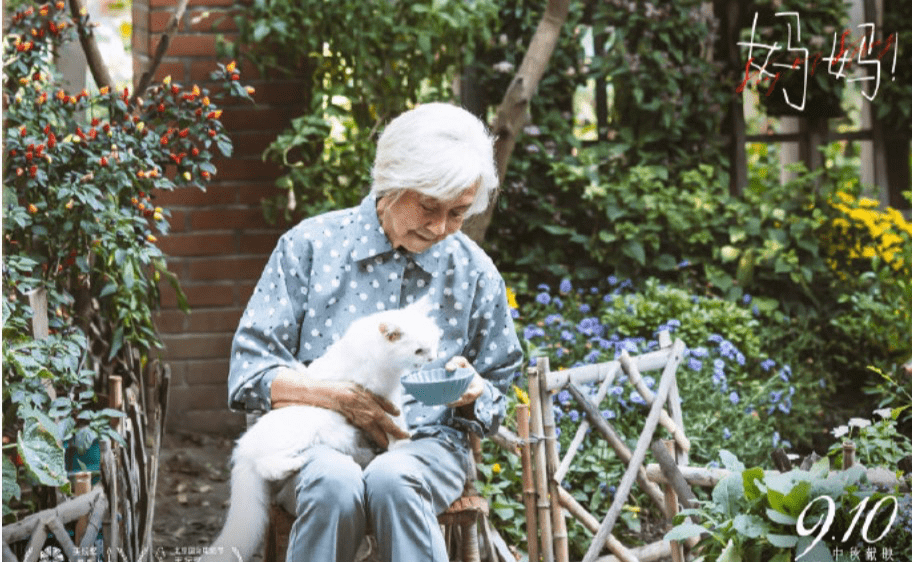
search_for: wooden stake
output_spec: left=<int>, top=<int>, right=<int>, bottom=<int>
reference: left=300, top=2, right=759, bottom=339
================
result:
left=581, top=340, right=684, bottom=562
left=517, top=403, right=539, bottom=562
left=72, top=472, right=93, bottom=545
left=566, top=383, right=669, bottom=518
left=537, top=358, right=569, bottom=562
left=527, top=366, right=554, bottom=562
left=109, top=375, right=123, bottom=430
left=556, top=488, right=637, bottom=562
left=661, top=441, right=684, bottom=562
left=618, top=351, right=690, bottom=452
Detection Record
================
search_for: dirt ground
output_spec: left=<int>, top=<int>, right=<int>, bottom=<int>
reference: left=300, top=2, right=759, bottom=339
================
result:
left=152, top=430, right=249, bottom=559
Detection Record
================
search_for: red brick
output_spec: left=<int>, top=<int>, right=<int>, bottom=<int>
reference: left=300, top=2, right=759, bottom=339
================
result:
left=157, top=232, right=235, bottom=256
left=151, top=61, right=186, bottom=83
left=188, top=256, right=269, bottom=281
left=153, top=309, right=188, bottom=333
left=163, top=209, right=189, bottom=232
left=159, top=281, right=236, bottom=308
left=166, top=381, right=231, bottom=411
left=188, top=208, right=267, bottom=231
left=220, top=106, right=299, bottom=132
left=188, top=9, right=238, bottom=33
left=237, top=231, right=282, bottom=255
left=235, top=183, right=287, bottom=205
left=154, top=34, right=218, bottom=57
left=230, top=130, right=282, bottom=158
left=132, top=2, right=149, bottom=31
left=153, top=184, right=237, bottom=207
left=208, top=158, right=283, bottom=182
left=186, top=308, right=244, bottom=332
left=183, top=359, right=233, bottom=386
left=149, top=10, right=175, bottom=33
left=160, top=333, right=233, bottom=360
left=236, top=282, right=257, bottom=304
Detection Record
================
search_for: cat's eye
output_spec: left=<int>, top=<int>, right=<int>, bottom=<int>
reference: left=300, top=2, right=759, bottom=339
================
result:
left=415, top=349, right=425, bottom=355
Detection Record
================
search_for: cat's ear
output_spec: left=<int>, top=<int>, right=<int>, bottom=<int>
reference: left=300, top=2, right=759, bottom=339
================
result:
left=379, top=322, right=403, bottom=342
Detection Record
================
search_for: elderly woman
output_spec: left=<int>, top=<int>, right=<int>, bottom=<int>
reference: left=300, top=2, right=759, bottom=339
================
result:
left=228, top=102, right=524, bottom=561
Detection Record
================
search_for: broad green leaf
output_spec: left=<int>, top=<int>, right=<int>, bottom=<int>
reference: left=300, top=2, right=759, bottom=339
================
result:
left=713, top=473, right=744, bottom=519
left=719, top=450, right=745, bottom=472
left=622, top=240, right=646, bottom=265
left=767, top=533, right=799, bottom=548
left=732, top=514, right=769, bottom=538
left=18, top=422, right=68, bottom=488
left=664, top=523, right=707, bottom=542
left=795, top=536, right=834, bottom=562
left=782, top=480, right=811, bottom=516
left=742, top=467, right=765, bottom=501
left=2, top=455, right=21, bottom=512
left=765, top=507, right=797, bottom=526
left=718, top=539, right=742, bottom=562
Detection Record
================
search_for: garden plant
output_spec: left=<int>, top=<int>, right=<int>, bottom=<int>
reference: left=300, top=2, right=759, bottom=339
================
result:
left=2, top=0, right=252, bottom=522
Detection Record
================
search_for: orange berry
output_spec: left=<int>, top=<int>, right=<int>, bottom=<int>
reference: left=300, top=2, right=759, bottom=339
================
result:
left=28, top=204, right=38, bottom=213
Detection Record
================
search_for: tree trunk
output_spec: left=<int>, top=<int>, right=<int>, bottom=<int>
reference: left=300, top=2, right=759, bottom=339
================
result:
left=461, top=0, right=570, bottom=244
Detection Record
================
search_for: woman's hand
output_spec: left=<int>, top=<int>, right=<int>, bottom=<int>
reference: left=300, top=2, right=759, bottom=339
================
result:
left=333, top=381, right=410, bottom=449
left=271, top=369, right=408, bottom=449
left=445, top=356, right=484, bottom=408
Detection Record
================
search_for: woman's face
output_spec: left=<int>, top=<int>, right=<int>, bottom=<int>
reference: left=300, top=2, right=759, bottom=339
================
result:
left=377, top=186, right=478, bottom=253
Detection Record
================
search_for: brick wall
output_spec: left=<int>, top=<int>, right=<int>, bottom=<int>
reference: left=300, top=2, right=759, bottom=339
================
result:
left=132, top=0, right=304, bottom=434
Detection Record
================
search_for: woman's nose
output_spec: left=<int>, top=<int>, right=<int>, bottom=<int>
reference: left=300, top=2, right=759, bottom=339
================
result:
left=426, top=216, right=447, bottom=236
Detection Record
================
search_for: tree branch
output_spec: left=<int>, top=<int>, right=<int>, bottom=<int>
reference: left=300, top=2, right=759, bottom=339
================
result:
left=130, top=0, right=191, bottom=105
left=461, top=0, right=570, bottom=243
left=68, top=0, right=113, bottom=90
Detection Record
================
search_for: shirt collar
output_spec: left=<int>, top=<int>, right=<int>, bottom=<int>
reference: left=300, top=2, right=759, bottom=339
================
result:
left=351, top=194, right=444, bottom=274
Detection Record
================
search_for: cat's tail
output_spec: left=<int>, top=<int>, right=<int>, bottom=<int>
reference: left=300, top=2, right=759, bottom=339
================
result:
left=207, top=456, right=272, bottom=562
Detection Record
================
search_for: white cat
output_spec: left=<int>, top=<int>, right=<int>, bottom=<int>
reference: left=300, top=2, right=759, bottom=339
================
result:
left=207, top=299, right=440, bottom=561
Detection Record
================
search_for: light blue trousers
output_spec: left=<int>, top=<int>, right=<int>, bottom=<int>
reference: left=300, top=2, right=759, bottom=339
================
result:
left=286, top=436, right=469, bottom=562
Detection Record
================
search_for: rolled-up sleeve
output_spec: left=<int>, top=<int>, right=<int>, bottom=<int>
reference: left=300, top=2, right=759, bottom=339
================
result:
left=228, top=232, right=311, bottom=412
left=452, top=277, right=524, bottom=436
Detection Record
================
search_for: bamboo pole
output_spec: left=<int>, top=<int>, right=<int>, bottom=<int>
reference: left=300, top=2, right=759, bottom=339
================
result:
left=618, top=351, right=690, bottom=452
left=2, top=488, right=104, bottom=543
left=593, top=540, right=672, bottom=562
left=554, top=362, right=620, bottom=483
left=644, top=464, right=730, bottom=488
left=661, top=441, right=684, bottom=562
left=842, top=441, right=856, bottom=469
left=73, top=471, right=93, bottom=544
left=527, top=366, right=555, bottom=562
left=22, top=521, right=45, bottom=562
left=665, top=358, right=688, bottom=467
left=555, top=488, right=637, bottom=562
left=566, top=383, right=669, bottom=518
left=581, top=340, right=684, bottom=562
left=544, top=349, right=672, bottom=391
left=27, top=289, right=56, bottom=401
left=517, top=403, right=539, bottom=562
left=537, top=358, right=569, bottom=562
left=109, top=375, right=123, bottom=430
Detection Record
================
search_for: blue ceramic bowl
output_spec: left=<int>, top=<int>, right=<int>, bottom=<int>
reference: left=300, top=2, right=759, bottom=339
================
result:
left=402, top=367, right=474, bottom=406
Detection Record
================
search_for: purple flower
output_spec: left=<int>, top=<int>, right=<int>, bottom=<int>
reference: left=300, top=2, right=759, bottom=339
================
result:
left=772, top=432, right=781, bottom=447
left=560, top=279, right=573, bottom=293
left=760, top=359, right=776, bottom=372
left=568, top=410, right=580, bottom=423
left=557, top=390, right=571, bottom=405
left=742, top=293, right=752, bottom=304
left=603, top=294, right=614, bottom=304
left=752, top=304, right=759, bottom=316
left=510, top=308, right=519, bottom=319
left=708, top=334, right=724, bottom=344
left=690, top=347, right=708, bottom=358
left=523, top=325, right=545, bottom=340
left=713, top=359, right=725, bottom=371
left=536, top=292, right=551, bottom=305
left=688, top=358, right=703, bottom=371
left=537, top=284, right=550, bottom=292
left=630, top=392, right=645, bottom=405
left=607, top=275, right=618, bottom=286
left=729, top=391, right=740, bottom=405
left=601, top=409, right=616, bottom=420
left=723, top=427, right=732, bottom=439
left=609, top=386, right=624, bottom=396
left=678, top=260, right=690, bottom=268
left=577, top=317, right=603, bottom=337
left=643, top=375, right=655, bottom=388
left=779, top=365, right=792, bottom=382
left=578, top=303, right=591, bottom=313
left=561, top=330, right=575, bottom=342
left=585, top=350, right=601, bottom=363
left=553, top=297, right=564, bottom=309
left=544, top=314, right=563, bottom=325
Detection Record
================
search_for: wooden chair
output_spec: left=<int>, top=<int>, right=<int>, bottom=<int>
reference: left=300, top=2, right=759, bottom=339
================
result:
left=260, top=432, right=493, bottom=562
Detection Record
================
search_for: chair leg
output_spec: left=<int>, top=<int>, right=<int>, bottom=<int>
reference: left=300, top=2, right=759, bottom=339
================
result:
left=461, top=521, right=481, bottom=562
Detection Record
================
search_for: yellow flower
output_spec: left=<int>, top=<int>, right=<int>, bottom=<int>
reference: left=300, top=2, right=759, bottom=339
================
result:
left=513, top=385, right=529, bottom=405
left=492, top=463, right=502, bottom=474
left=506, top=286, right=518, bottom=309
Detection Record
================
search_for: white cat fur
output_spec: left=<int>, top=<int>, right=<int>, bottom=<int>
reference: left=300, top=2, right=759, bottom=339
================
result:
left=207, top=298, right=440, bottom=561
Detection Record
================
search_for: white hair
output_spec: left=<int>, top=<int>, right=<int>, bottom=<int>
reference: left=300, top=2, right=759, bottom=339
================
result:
left=370, top=103, right=499, bottom=218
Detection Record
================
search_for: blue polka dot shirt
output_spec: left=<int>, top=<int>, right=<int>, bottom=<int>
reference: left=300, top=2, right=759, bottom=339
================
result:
left=228, top=194, right=524, bottom=441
